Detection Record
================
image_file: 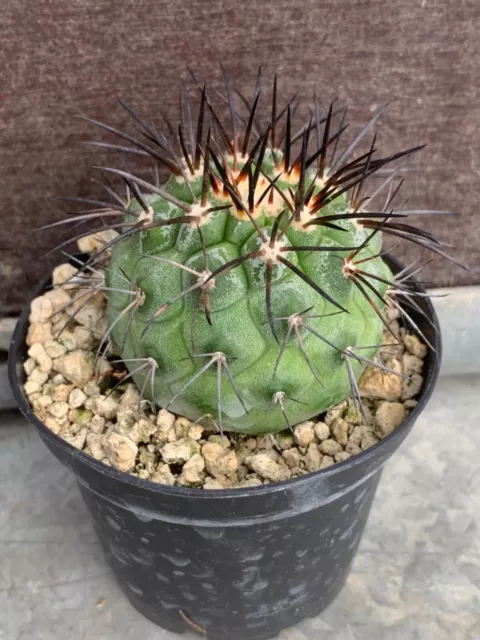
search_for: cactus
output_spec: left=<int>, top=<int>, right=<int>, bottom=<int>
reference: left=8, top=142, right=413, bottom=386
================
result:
left=49, top=70, right=457, bottom=435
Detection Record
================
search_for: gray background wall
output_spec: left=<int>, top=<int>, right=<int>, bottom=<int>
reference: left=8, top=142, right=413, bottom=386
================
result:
left=1, top=0, right=479, bottom=314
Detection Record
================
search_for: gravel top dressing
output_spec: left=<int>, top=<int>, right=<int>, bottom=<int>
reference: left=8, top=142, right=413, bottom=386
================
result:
left=23, top=259, right=427, bottom=490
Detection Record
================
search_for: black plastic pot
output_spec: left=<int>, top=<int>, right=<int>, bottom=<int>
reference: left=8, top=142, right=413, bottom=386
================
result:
left=9, top=255, right=441, bottom=640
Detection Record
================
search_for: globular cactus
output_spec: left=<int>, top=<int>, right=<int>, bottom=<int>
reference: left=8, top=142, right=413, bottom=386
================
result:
left=51, top=70, right=456, bottom=434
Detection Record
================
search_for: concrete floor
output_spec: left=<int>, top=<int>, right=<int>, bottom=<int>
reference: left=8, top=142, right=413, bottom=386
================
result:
left=1, top=375, right=479, bottom=640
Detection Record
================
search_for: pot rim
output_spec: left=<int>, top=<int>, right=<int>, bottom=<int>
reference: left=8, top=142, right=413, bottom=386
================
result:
left=8, top=253, right=441, bottom=500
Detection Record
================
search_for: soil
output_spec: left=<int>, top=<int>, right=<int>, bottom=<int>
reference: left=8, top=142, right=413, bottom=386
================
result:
left=22, top=259, right=427, bottom=490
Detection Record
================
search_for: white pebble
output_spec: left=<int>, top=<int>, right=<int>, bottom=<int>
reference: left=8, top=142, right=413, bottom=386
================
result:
left=52, top=263, right=79, bottom=288
left=47, top=401, right=70, bottom=420
left=175, top=416, right=193, bottom=438
left=359, top=362, right=403, bottom=401
left=29, top=296, right=54, bottom=323
left=73, top=326, right=94, bottom=350
left=23, top=358, right=36, bottom=376
left=305, top=443, right=323, bottom=472
left=119, top=383, right=140, bottom=407
left=83, top=379, right=100, bottom=396
left=202, top=442, right=238, bottom=478
left=44, top=417, right=62, bottom=434
left=403, top=333, right=428, bottom=359
left=89, top=415, right=106, bottom=434
left=151, top=464, right=176, bottom=486
left=44, top=339, right=67, bottom=359
left=155, top=409, right=176, bottom=443
left=374, top=402, right=406, bottom=438
left=319, top=455, right=335, bottom=469
left=86, top=433, right=106, bottom=460
left=53, top=350, right=95, bottom=385
left=56, top=329, right=77, bottom=351
left=203, top=478, right=225, bottom=490
left=178, top=454, right=206, bottom=487
left=44, top=288, right=72, bottom=314
left=324, top=402, right=347, bottom=426
left=331, top=418, right=349, bottom=446
left=29, top=368, right=49, bottom=386
left=27, top=322, right=52, bottom=346
left=293, top=421, right=316, bottom=447
left=319, top=439, right=343, bottom=456
left=68, top=388, right=87, bottom=409
left=402, top=374, right=423, bottom=401
left=62, top=427, right=88, bottom=450
left=78, top=229, right=118, bottom=253
left=24, top=380, right=42, bottom=395
left=71, top=297, right=105, bottom=332
left=282, top=448, right=302, bottom=469
left=86, top=394, right=119, bottom=420
left=28, top=343, right=53, bottom=373
left=52, top=384, right=72, bottom=402
left=33, top=394, right=53, bottom=410
left=103, top=432, right=138, bottom=472
left=314, top=421, right=330, bottom=441
left=128, top=418, right=157, bottom=445
left=335, top=451, right=352, bottom=463
left=188, top=423, right=204, bottom=441
left=161, top=440, right=196, bottom=465
left=249, top=453, right=290, bottom=482
left=275, top=433, right=294, bottom=450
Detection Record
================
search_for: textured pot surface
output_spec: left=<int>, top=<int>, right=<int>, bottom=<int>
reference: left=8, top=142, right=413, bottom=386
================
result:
left=9, top=255, right=441, bottom=640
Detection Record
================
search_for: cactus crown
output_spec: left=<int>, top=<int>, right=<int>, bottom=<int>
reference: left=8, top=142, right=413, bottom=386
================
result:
left=49, top=69, right=457, bottom=435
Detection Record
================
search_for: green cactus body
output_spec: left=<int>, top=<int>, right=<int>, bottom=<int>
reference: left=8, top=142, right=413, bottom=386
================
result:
left=106, top=143, right=392, bottom=434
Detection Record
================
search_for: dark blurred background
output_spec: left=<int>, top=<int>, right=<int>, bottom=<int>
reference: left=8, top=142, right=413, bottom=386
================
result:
left=1, top=0, right=479, bottom=314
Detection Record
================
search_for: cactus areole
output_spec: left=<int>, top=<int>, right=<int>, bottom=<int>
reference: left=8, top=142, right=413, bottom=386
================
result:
left=67, top=71, right=453, bottom=435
